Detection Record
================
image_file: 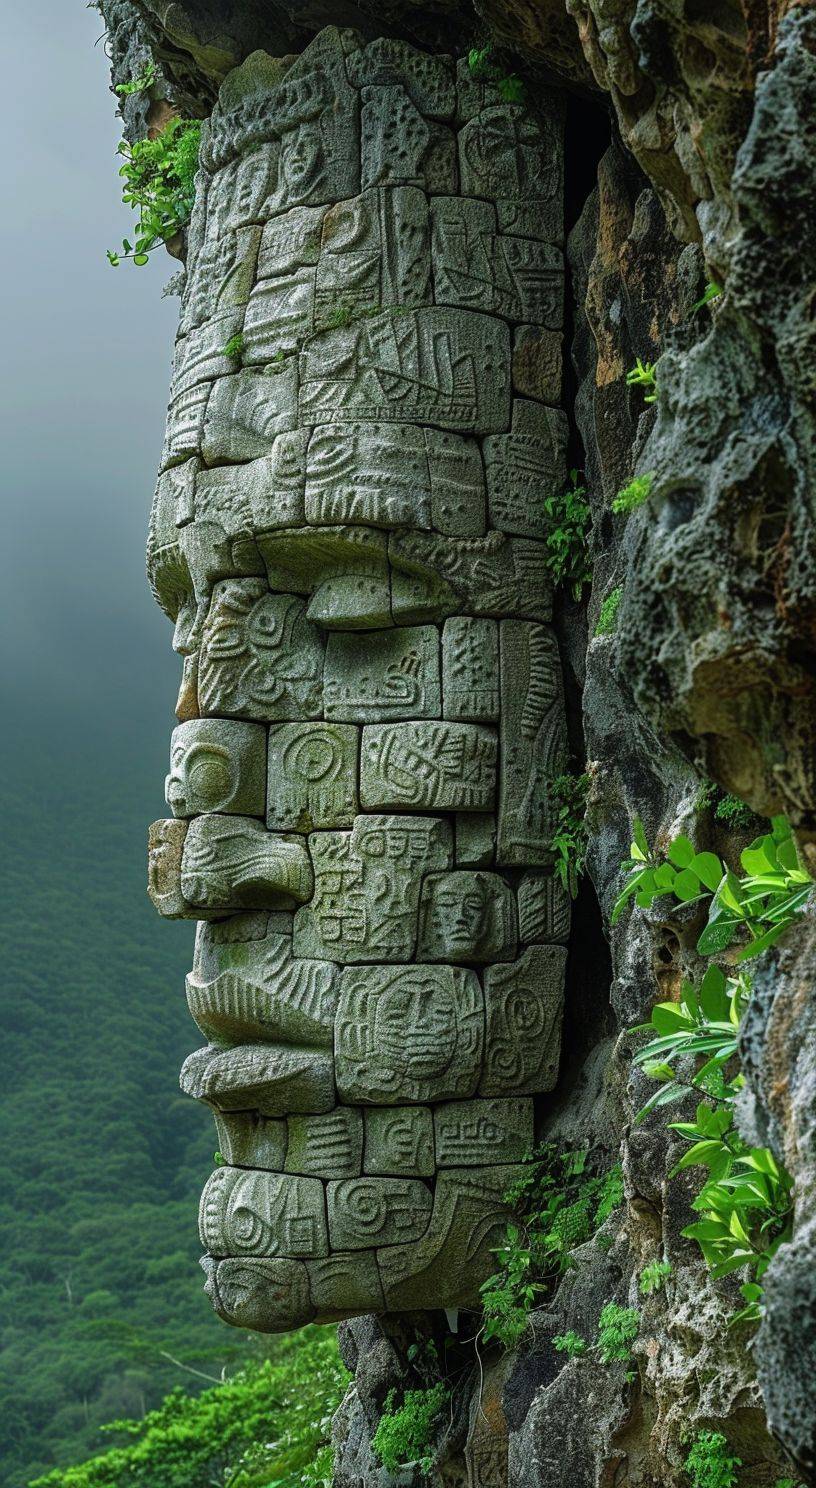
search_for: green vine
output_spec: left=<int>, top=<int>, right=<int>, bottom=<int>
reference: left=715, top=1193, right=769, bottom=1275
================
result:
left=107, top=117, right=201, bottom=267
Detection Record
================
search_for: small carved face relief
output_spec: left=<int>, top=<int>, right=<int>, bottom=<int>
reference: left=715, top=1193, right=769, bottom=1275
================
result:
left=166, top=737, right=235, bottom=817
left=429, top=875, right=487, bottom=953
left=279, top=121, right=321, bottom=196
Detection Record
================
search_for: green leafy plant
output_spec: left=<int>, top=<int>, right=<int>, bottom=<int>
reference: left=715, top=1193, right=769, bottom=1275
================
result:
left=697, top=781, right=758, bottom=831
left=693, top=281, right=723, bottom=313
left=371, top=1383, right=449, bottom=1475
left=612, top=815, right=812, bottom=961
left=631, top=965, right=794, bottom=1319
left=107, top=117, right=201, bottom=267
left=480, top=1149, right=624, bottom=1348
left=115, top=61, right=156, bottom=96
left=639, top=1260, right=672, bottom=1294
left=553, top=1330, right=588, bottom=1357
left=595, top=586, right=622, bottom=637
left=626, top=356, right=659, bottom=402
left=612, top=471, right=654, bottom=515
left=684, top=1430, right=741, bottom=1488
left=466, top=45, right=524, bottom=101
left=541, top=469, right=592, bottom=598
left=223, top=332, right=246, bottom=365
left=547, top=772, right=589, bottom=897
left=596, top=1303, right=639, bottom=1365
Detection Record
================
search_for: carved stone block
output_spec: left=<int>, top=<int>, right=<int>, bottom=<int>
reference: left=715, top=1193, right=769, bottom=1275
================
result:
left=455, top=812, right=496, bottom=867
left=257, top=525, right=392, bottom=630
left=147, top=818, right=194, bottom=919
left=418, top=871, right=516, bottom=963
left=212, top=1110, right=287, bottom=1171
left=181, top=817, right=314, bottom=911
left=433, top=1098, right=534, bottom=1166
left=202, top=363, right=298, bottom=464
left=285, top=1108, right=363, bottom=1178
left=497, top=622, right=567, bottom=866
left=193, top=431, right=307, bottom=540
left=181, top=221, right=261, bottom=336
left=307, top=1249, right=385, bottom=1322
left=512, top=326, right=562, bottom=405
left=484, top=400, right=569, bottom=540
left=431, top=198, right=564, bottom=325
left=203, top=1255, right=315, bottom=1332
left=181, top=1042, right=335, bottom=1117
left=378, top=1166, right=522, bottom=1309
left=314, top=187, right=431, bottom=328
left=360, top=722, right=497, bottom=811
left=200, top=1166, right=329, bottom=1258
left=242, top=269, right=316, bottom=360
left=199, top=582, right=324, bottom=721
left=442, top=617, right=499, bottom=721
left=162, top=381, right=210, bottom=468
left=327, top=1177, right=432, bottom=1250
left=479, top=945, right=566, bottom=1096
left=363, top=1105, right=435, bottom=1176
left=166, top=719, right=267, bottom=818
left=305, top=421, right=431, bottom=529
left=517, top=872, right=571, bottom=944
left=267, top=723, right=358, bottom=831
left=257, top=204, right=326, bottom=280
left=171, top=309, right=245, bottom=397
left=299, top=309, right=510, bottom=434
left=426, top=429, right=487, bottom=536
left=187, top=923, right=338, bottom=1047
left=293, top=814, right=452, bottom=963
left=458, top=105, right=563, bottom=242
left=349, top=40, right=455, bottom=119
left=361, top=86, right=456, bottom=194
left=335, top=964, right=483, bottom=1104
left=389, top=530, right=553, bottom=624
left=324, top=626, right=440, bottom=722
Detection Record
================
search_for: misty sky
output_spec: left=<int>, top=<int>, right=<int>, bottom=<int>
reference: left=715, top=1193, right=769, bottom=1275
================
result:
left=1, top=2, right=179, bottom=763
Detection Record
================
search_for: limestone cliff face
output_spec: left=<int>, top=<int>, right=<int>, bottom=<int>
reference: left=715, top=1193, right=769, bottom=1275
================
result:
left=101, top=1, right=816, bottom=1483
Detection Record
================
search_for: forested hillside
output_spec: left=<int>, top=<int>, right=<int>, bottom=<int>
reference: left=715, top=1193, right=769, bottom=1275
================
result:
left=0, top=707, right=270, bottom=1485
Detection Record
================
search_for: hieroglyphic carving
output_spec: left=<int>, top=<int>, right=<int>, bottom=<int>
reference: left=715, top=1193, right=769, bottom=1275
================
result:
left=418, top=871, right=516, bottom=963
left=431, top=197, right=564, bottom=325
left=257, top=204, right=326, bottom=280
left=517, top=871, right=572, bottom=944
left=166, top=719, right=267, bottom=818
left=285, top=1108, right=363, bottom=1178
left=360, top=721, right=497, bottom=811
left=212, top=1109, right=288, bottom=1171
left=361, top=86, right=456, bottom=194
left=267, top=722, right=358, bottom=831
left=442, top=617, right=499, bottom=721
left=433, top=1098, right=534, bottom=1166
left=363, top=1105, right=435, bottom=1176
left=202, top=362, right=298, bottom=464
left=483, top=400, right=569, bottom=539
left=299, top=309, right=510, bottom=433
left=181, top=817, right=313, bottom=912
left=497, top=622, right=567, bottom=865
left=324, top=626, right=440, bottom=722
left=327, top=1177, right=432, bottom=1248
left=200, top=1166, right=329, bottom=1258
left=349, top=40, right=455, bottom=119
left=389, top=529, right=553, bottom=624
left=458, top=103, right=564, bottom=241
left=480, top=945, right=567, bottom=1096
left=242, top=269, right=315, bottom=359
left=294, top=814, right=452, bottom=963
left=187, top=923, right=338, bottom=1047
left=314, top=187, right=431, bottom=326
left=304, top=423, right=485, bottom=535
left=336, top=964, right=483, bottom=1104
left=199, top=581, right=324, bottom=720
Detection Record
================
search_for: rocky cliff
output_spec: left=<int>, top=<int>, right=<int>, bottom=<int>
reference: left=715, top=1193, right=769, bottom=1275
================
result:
left=99, top=0, right=816, bottom=1482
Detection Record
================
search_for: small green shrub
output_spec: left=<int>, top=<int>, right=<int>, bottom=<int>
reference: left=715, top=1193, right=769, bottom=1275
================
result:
left=481, top=1149, right=624, bottom=1348
left=612, top=471, right=654, bottom=514
left=596, top=1303, right=639, bottom=1365
left=697, top=781, right=757, bottom=830
left=595, top=586, right=622, bottom=637
left=547, top=772, right=589, bottom=898
left=639, top=1260, right=672, bottom=1294
left=466, top=45, right=524, bottom=101
left=684, top=1430, right=741, bottom=1488
left=223, top=332, right=246, bottom=365
left=626, top=356, right=659, bottom=402
left=553, top=1330, right=587, bottom=1357
left=541, top=469, right=592, bottom=598
left=108, top=117, right=201, bottom=267
left=372, top=1384, right=449, bottom=1474
left=115, top=61, right=157, bottom=96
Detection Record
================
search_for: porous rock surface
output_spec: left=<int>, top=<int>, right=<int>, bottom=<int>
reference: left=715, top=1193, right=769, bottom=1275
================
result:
left=99, top=0, right=816, bottom=1482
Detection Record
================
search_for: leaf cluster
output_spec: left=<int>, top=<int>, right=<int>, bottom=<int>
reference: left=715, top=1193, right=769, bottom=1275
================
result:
left=639, top=1260, right=672, bottom=1294
left=107, top=118, right=201, bottom=267
left=684, top=1430, right=741, bottom=1488
left=612, top=471, right=654, bottom=514
left=625, top=357, right=658, bottom=402
left=541, top=469, right=592, bottom=599
left=114, top=61, right=156, bottom=97
left=480, top=1148, right=623, bottom=1348
left=466, top=45, right=524, bottom=101
left=371, top=1383, right=449, bottom=1475
left=595, top=586, right=622, bottom=637
left=613, top=815, right=812, bottom=961
left=596, top=1303, right=639, bottom=1365
left=547, top=771, right=589, bottom=898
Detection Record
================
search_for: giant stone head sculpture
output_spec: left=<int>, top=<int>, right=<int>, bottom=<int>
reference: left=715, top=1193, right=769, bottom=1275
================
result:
left=147, top=27, right=572, bottom=1331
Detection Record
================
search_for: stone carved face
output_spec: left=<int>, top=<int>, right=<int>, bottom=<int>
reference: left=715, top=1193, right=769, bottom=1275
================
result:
left=147, top=30, right=572, bottom=1332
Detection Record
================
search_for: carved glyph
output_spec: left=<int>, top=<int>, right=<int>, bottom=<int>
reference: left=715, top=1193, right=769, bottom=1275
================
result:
left=146, top=26, right=571, bottom=1329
